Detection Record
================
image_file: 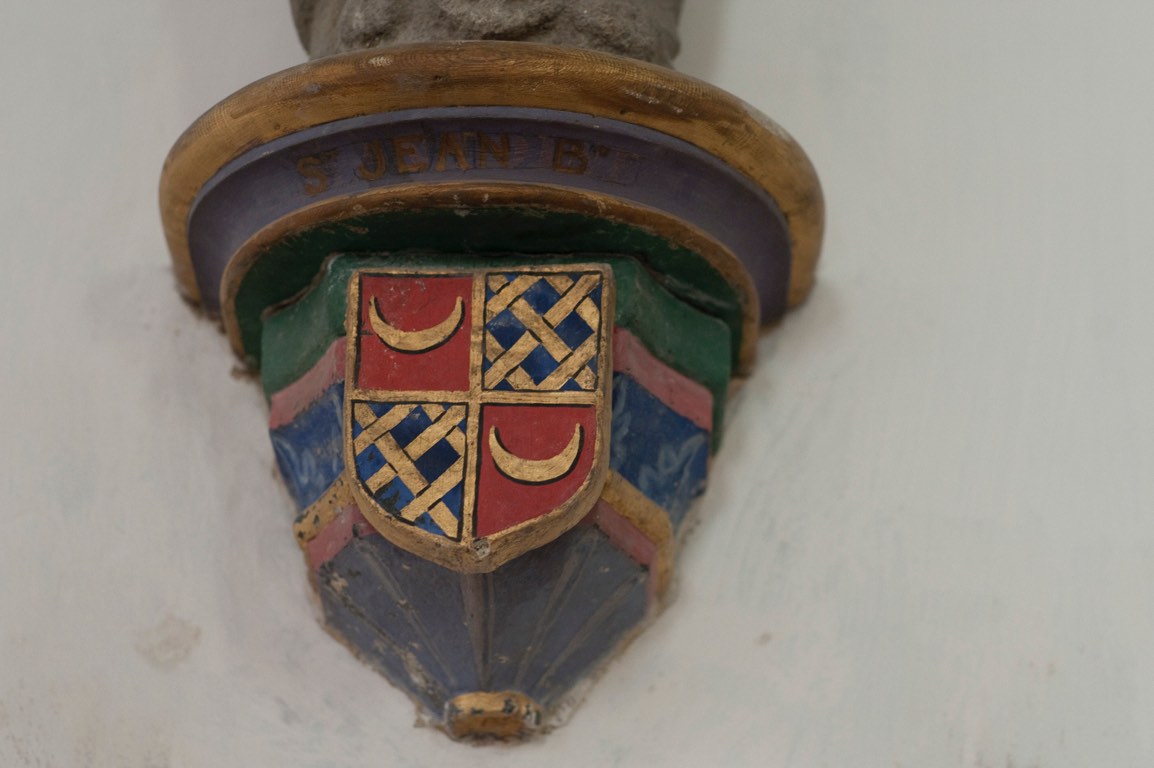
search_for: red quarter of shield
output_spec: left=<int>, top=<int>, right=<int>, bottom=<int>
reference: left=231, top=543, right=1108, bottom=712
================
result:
left=355, top=275, right=472, bottom=392
left=475, top=404, right=599, bottom=538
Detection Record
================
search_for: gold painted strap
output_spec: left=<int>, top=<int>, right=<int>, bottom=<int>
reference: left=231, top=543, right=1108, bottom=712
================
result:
left=292, top=472, right=357, bottom=548
left=293, top=468, right=676, bottom=603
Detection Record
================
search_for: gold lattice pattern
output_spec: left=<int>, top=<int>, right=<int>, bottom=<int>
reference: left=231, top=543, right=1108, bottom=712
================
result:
left=483, top=273, right=602, bottom=392
left=351, top=402, right=466, bottom=536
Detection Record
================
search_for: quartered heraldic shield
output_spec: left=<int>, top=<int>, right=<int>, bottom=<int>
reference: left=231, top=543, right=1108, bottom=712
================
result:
left=344, top=264, right=614, bottom=572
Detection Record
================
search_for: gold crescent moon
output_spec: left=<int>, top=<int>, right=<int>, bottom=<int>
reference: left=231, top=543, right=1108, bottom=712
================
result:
left=368, top=296, right=464, bottom=353
left=489, top=424, right=584, bottom=485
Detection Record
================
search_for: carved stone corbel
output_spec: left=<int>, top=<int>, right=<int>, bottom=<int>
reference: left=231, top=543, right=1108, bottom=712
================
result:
left=160, top=0, right=823, bottom=740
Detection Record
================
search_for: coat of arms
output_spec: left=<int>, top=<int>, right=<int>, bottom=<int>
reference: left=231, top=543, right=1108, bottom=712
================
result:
left=344, top=265, right=614, bottom=571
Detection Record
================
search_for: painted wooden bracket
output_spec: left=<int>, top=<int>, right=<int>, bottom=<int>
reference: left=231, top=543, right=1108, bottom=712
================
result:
left=160, top=41, right=823, bottom=740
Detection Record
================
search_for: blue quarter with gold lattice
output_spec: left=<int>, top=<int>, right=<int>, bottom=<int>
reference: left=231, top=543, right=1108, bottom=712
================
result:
left=482, top=272, right=603, bottom=393
left=349, top=401, right=468, bottom=539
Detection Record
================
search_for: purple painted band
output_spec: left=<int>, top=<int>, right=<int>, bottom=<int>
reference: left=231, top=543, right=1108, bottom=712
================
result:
left=187, top=106, right=791, bottom=321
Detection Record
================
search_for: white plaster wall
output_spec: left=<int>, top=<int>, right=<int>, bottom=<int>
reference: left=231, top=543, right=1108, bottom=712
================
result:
left=2, top=1, right=1152, bottom=765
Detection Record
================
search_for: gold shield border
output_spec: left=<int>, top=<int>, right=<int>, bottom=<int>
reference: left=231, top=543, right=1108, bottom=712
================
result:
left=343, top=263, right=614, bottom=573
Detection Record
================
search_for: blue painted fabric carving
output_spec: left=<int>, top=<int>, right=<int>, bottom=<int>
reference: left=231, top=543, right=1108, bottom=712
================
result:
left=269, top=383, right=345, bottom=510
left=610, top=373, right=710, bottom=528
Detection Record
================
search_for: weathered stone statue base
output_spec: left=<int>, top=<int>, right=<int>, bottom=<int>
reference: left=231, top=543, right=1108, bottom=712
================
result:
left=291, top=0, right=683, bottom=65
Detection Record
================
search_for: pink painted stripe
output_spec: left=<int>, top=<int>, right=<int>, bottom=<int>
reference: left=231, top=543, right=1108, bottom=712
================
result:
left=587, top=500, right=657, bottom=570
left=612, top=329, right=712, bottom=432
left=307, top=505, right=373, bottom=571
left=586, top=499, right=662, bottom=604
left=269, top=339, right=346, bottom=429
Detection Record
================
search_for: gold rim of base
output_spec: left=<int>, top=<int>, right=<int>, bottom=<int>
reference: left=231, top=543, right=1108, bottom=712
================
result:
left=159, top=41, right=823, bottom=313
left=445, top=691, right=542, bottom=740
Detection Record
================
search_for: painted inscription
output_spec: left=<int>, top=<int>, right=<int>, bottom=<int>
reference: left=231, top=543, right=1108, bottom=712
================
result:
left=296, top=131, right=644, bottom=196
